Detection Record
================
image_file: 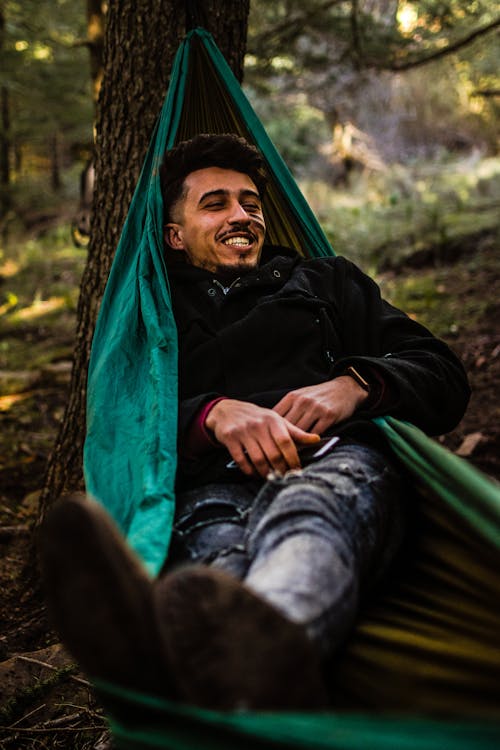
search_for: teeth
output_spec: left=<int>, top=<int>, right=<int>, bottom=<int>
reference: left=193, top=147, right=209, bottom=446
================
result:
left=223, top=236, right=251, bottom=246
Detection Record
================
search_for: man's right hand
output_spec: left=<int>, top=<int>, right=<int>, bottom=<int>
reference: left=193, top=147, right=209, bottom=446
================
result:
left=205, top=399, right=320, bottom=479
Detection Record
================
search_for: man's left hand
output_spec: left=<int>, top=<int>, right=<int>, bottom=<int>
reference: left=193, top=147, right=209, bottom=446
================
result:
left=273, top=376, right=369, bottom=434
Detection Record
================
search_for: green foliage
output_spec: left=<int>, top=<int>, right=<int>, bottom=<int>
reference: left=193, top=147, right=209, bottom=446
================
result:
left=0, top=221, right=86, bottom=352
left=300, top=154, right=500, bottom=269
left=246, top=0, right=499, bottom=170
left=379, top=243, right=498, bottom=338
left=0, top=663, right=77, bottom=726
left=248, top=0, right=498, bottom=72
left=2, top=0, right=92, bottom=135
left=1, top=0, right=93, bottom=220
left=244, top=87, right=330, bottom=176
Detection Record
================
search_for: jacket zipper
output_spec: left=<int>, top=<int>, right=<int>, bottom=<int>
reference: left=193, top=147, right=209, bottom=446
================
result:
left=212, top=278, right=241, bottom=296
left=319, top=308, right=335, bottom=366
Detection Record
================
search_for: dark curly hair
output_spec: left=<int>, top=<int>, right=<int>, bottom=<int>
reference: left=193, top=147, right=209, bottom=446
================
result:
left=160, top=133, right=268, bottom=223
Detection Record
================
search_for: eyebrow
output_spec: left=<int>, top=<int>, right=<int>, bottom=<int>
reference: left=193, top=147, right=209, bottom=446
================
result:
left=198, top=188, right=262, bottom=205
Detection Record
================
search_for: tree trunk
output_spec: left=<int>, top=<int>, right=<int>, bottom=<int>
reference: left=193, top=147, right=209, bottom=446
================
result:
left=0, top=85, right=10, bottom=237
left=38, top=0, right=250, bottom=521
left=50, top=132, right=62, bottom=192
left=0, top=7, right=10, bottom=226
left=0, top=86, right=8, bottom=188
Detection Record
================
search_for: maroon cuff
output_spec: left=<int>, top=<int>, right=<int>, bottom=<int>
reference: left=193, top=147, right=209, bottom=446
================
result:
left=181, top=397, right=228, bottom=460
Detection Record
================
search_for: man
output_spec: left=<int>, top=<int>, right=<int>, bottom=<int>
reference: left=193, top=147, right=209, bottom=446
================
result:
left=41, top=134, right=470, bottom=712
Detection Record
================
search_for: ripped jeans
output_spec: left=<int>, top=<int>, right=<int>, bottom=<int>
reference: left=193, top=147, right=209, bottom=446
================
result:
left=166, top=442, right=405, bottom=656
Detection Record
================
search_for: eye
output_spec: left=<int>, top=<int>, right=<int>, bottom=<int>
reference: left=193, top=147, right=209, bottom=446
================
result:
left=243, top=202, right=262, bottom=213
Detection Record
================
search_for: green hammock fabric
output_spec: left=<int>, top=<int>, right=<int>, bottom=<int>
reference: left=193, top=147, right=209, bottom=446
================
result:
left=84, top=28, right=500, bottom=750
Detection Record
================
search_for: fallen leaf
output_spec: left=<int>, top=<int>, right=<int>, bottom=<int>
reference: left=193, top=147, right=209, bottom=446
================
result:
left=455, top=432, right=484, bottom=457
left=0, top=391, right=35, bottom=411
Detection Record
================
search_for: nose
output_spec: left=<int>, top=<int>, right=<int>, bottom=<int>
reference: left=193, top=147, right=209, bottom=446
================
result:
left=228, top=200, right=251, bottom=225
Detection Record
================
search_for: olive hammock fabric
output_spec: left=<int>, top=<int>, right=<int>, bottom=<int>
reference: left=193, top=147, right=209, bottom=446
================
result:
left=84, top=28, right=500, bottom=750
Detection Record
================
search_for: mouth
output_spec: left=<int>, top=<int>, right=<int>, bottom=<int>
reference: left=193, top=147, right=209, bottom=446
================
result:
left=219, top=232, right=256, bottom=248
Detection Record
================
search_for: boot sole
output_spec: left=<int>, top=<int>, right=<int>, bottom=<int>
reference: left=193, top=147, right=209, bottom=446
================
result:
left=39, top=494, right=170, bottom=694
left=154, top=566, right=329, bottom=710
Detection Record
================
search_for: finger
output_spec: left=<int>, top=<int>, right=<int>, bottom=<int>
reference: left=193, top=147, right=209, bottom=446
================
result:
left=272, top=393, right=292, bottom=417
left=245, top=438, right=275, bottom=479
left=310, top=415, right=337, bottom=434
left=291, top=401, right=340, bottom=433
left=282, top=401, right=308, bottom=426
left=259, top=429, right=298, bottom=475
left=288, top=423, right=321, bottom=443
left=229, top=443, right=257, bottom=477
left=272, top=429, right=301, bottom=471
left=276, top=399, right=313, bottom=431
left=252, top=427, right=299, bottom=477
left=311, top=404, right=353, bottom=434
left=275, top=394, right=321, bottom=432
left=291, top=409, right=319, bottom=432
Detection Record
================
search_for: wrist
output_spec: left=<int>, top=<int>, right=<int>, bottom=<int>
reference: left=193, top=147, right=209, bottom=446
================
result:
left=205, top=397, right=231, bottom=433
left=336, top=367, right=371, bottom=408
left=338, top=364, right=390, bottom=411
left=341, top=365, right=370, bottom=394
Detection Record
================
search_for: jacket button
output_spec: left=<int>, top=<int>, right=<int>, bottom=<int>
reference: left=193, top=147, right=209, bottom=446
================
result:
left=208, top=288, right=216, bottom=297
left=273, top=269, right=281, bottom=278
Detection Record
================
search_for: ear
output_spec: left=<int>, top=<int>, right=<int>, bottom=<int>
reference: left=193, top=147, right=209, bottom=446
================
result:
left=164, top=223, right=186, bottom=251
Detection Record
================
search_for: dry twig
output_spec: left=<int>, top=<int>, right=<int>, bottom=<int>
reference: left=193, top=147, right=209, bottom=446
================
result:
left=14, top=654, right=90, bottom=687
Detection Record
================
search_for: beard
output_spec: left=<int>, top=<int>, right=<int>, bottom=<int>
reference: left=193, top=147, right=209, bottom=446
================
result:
left=210, top=253, right=258, bottom=281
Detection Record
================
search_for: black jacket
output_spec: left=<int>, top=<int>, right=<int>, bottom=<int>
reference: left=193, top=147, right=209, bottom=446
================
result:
left=168, top=246, right=470, bottom=488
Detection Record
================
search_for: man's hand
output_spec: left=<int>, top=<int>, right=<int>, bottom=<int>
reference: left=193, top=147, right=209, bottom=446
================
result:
left=205, top=399, right=320, bottom=478
left=273, top=376, right=369, bottom=434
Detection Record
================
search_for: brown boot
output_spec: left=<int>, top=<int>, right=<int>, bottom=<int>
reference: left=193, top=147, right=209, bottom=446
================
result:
left=39, top=494, right=175, bottom=698
left=153, top=566, right=329, bottom=711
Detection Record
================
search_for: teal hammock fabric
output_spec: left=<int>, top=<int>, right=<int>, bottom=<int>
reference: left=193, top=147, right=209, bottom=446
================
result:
left=84, top=28, right=500, bottom=749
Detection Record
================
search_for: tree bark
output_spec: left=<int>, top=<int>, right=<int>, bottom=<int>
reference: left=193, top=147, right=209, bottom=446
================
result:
left=0, top=86, right=9, bottom=190
left=0, top=5, right=11, bottom=225
left=50, top=132, right=62, bottom=192
left=38, top=0, right=250, bottom=521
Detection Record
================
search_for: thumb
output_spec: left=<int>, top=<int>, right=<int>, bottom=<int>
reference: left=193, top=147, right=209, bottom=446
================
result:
left=287, top=423, right=321, bottom=444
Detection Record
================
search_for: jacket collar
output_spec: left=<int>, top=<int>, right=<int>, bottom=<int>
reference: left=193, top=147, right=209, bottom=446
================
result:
left=166, top=244, right=300, bottom=288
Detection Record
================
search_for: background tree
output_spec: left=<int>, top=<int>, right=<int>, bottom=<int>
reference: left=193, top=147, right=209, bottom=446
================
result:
left=38, top=0, right=251, bottom=520
left=0, top=0, right=93, bottom=235
left=246, top=0, right=499, bottom=176
left=0, top=3, right=10, bottom=224
left=86, top=0, right=107, bottom=105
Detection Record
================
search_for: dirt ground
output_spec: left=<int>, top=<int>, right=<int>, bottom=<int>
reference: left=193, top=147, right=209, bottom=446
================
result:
left=0, top=232, right=498, bottom=748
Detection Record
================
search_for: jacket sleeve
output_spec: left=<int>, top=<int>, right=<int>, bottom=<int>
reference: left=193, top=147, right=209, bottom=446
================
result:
left=178, top=392, right=222, bottom=451
left=330, top=258, right=471, bottom=436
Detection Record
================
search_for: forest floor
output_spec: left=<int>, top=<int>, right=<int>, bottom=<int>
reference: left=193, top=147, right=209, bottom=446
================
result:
left=0, top=177, right=499, bottom=747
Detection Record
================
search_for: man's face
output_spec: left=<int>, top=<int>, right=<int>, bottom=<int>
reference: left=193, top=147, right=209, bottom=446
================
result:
left=164, top=167, right=266, bottom=272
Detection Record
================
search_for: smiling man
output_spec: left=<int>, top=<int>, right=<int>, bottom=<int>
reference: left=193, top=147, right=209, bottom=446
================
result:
left=164, top=166, right=266, bottom=271
left=41, top=134, right=470, bottom=713
left=150, top=133, right=469, bottom=705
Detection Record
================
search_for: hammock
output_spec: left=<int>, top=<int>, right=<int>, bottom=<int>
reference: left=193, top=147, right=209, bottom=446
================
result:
left=84, top=28, right=500, bottom=750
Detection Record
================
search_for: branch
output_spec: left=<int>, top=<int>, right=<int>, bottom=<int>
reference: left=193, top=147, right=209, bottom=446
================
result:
left=471, top=88, right=500, bottom=98
left=14, top=654, right=90, bottom=687
left=251, top=0, right=344, bottom=47
left=350, top=0, right=361, bottom=69
left=384, top=17, right=500, bottom=72
left=0, top=724, right=107, bottom=734
left=0, top=525, right=30, bottom=541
